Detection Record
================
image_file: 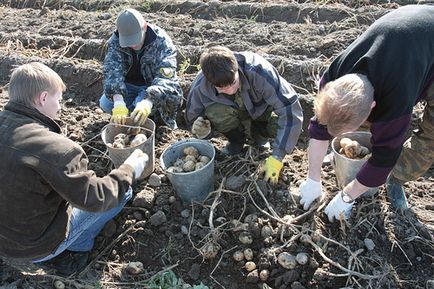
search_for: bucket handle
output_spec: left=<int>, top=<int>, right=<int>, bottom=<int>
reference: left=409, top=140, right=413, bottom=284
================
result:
left=102, top=123, right=154, bottom=135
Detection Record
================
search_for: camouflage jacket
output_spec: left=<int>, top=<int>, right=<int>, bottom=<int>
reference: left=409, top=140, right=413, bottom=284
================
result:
left=103, top=24, right=183, bottom=128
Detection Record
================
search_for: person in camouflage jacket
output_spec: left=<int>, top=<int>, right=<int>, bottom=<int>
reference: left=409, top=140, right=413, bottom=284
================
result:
left=100, top=8, right=183, bottom=129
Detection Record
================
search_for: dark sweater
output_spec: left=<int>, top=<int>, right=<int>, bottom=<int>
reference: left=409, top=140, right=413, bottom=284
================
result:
left=309, top=5, right=434, bottom=187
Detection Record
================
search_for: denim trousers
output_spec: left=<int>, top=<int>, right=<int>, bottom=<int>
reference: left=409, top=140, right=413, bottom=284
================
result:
left=33, top=187, right=132, bottom=263
left=99, top=83, right=146, bottom=112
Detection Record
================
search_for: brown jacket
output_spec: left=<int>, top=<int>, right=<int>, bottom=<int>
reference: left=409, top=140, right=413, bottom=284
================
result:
left=0, top=102, right=134, bottom=259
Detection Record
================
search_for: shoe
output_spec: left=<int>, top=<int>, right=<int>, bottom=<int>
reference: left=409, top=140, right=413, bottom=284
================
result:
left=251, top=133, right=271, bottom=151
left=37, top=250, right=89, bottom=277
left=386, top=176, right=409, bottom=210
left=219, top=128, right=245, bottom=158
left=220, top=141, right=244, bottom=157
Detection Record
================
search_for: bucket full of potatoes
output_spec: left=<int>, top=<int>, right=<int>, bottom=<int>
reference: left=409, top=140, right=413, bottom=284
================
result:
left=331, top=131, right=378, bottom=196
left=160, top=138, right=215, bottom=203
left=101, top=118, right=155, bottom=180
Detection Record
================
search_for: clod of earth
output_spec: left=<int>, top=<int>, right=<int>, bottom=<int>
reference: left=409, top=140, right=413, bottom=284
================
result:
left=125, top=261, right=144, bottom=275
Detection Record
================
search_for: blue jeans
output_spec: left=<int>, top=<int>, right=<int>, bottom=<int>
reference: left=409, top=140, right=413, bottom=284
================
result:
left=33, top=187, right=132, bottom=263
left=99, top=83, right=146, bottom=112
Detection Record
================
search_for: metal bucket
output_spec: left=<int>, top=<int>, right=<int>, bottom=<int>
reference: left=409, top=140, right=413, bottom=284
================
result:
left=160, top=139, right=215, bottom=203
left=331, top=131, right=378, bottom=197
left=101, top=118, right=155, bottom=180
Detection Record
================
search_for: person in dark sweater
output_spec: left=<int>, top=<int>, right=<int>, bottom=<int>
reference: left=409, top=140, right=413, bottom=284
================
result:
left=297, top=5, right=434, bottom=222
left=0, top=62, right=148, bottom=276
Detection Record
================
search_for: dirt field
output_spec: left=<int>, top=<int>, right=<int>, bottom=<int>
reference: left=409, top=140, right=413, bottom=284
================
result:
left=0, top=1, right=433, bottom=289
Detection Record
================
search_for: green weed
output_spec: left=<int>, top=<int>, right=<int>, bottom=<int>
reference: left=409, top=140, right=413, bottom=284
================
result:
left=143, top=270, right=210, bottom=289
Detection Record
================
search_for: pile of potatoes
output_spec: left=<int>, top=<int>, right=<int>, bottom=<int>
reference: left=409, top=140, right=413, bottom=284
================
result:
left=107, top=130, right=147, bottom=149
left=167, top=146, right=210, bottom=173
left=339, top=137, right=370, bottom=159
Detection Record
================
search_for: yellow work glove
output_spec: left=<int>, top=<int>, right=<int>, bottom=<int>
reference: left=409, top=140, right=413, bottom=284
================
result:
left=111, top=100, right=129, bottom=125
left=261, top=155, right=283, bottom=185
left=131, top=99, right=153, bottom=126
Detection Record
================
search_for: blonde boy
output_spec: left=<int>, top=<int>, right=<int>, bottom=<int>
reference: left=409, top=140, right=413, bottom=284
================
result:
left=0, top=62, right=147, bottom=276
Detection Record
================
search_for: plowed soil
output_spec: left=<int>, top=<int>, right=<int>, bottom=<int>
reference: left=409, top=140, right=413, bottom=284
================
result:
left=0, top=1, right=432, bottom=289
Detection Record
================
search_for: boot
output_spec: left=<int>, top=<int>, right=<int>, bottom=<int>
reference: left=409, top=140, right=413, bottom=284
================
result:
left=386, top=176, right=408, bottom=210
left=37, top=250, right=89, bottom=277
left=251, top=122, right=271, bottom=151
left=219, top=128, right=245, bottom=158
left=251, top=132, right=271, bottom=151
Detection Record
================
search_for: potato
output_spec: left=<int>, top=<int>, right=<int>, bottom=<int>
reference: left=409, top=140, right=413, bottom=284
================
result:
left=174, top=158, right=185, bottom=168
left=200, top=242, right=219, bottom=259
left=296, top=252, right=309, bottom=265
left=339, top=137, right=353, bottom=149
left=199, top=155, right=210, bottom=164
left=339, top=137, right=372, bottom=159
left=233, top=250, right=244, bottom=262
left=259, top=269, right=270, bottom=281
left=243, top=248, right=253, bottom=261
left=245, top=261, right=256, bottom=272
left=167, top=166, right=183, bottom=173
left=183, top=160, right=196, bottom=172
left=195, top=162, right=204, bottom=171
left=183, top=146, right=199, bottom=158
left=114, top=133, right=129, bottom=144
left=130, top=133, right=147, bottom=147
left=185, top=155, right=197, bottom=162
left=112, top=141, right=125, bottom=149
left=278, top=252, right=297, bottom=269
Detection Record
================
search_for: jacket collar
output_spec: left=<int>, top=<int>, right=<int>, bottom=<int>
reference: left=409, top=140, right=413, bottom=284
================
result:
left=4, top=101, right=62, bottom=134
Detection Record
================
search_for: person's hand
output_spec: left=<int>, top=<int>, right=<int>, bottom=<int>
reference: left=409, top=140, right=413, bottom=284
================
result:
left=260, top=156, right=283, bottom=185
left=131, top=99, right=153, bottom=126
left=299, top=178, right=322, bottom=210
left=111, top=100, right=129, bottom=125
left=324, top=191, right=354, bottom=222
left=123, top=149, right=149, bottom=179
left=191, top=116, right=211, bottom=139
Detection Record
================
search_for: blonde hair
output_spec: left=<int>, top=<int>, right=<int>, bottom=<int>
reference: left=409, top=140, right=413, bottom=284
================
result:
left=8, top=62, right=66, bottom=107
left=314, top=73, right=374, bottom=136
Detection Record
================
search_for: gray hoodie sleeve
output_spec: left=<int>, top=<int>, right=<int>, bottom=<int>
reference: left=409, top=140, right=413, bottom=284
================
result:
left=250, top=56, right=303, bottom=159
left=185, top=72, right=207, bottom=127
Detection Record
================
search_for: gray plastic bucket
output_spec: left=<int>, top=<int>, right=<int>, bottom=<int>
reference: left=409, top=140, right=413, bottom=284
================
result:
left=331, top=131, right=378, bottom=197
left=160, top=139, right=215, bottom=203
left=101, top=118, right=155, bottom=180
